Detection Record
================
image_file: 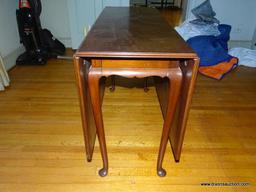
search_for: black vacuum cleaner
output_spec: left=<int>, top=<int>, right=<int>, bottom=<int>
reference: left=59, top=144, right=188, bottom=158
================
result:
left=16, top=0, right=66, bottom=65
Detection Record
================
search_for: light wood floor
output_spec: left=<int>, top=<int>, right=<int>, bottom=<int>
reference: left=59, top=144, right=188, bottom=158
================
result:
left=160, top=7, right=183, bottom=27
left=0, top=57, right=255, bottom=192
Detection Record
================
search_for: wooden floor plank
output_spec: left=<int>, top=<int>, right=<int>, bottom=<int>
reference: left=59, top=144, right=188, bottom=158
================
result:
left=0, top=57, right=255, bottom=192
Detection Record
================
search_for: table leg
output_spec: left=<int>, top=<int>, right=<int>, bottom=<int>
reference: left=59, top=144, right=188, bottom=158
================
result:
left=155, top=59, right=199, bottom=163
left=169, top=58, right=199, bottom=162
left=161, top=0, right=164, bottom=8
left=109, top=76, right=116, bottom=92
left=73, top=57, right=96, bottom=162
left=88, top=69, right=108, bottom=177
left=144, top=77, right=149, bottom=92
left=157, top=67, right=183, bottom=177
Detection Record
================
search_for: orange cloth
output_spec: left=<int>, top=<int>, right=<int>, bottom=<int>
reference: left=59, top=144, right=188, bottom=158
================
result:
left=199, top=57, right=238, bottom=80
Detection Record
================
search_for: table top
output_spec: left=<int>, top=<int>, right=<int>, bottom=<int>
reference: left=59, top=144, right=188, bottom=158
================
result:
left=75, top=7, right=197, bottom=59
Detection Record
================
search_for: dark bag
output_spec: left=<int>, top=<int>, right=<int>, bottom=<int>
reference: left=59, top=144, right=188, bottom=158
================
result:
left=41, top=29, right=66, bottom=57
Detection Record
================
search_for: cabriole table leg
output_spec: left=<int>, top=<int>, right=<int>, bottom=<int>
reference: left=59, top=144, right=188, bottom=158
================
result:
left=157, top=67, right=183, bottom=177
left=88, top=70, right=109, bottom=177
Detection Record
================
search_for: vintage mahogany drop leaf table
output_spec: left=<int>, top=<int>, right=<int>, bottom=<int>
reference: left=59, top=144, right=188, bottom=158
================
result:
left=73, top=7, right=199, bottom=177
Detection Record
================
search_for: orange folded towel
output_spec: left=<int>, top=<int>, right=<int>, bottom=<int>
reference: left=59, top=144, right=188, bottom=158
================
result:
left=199, top=57, right=238, bottom=80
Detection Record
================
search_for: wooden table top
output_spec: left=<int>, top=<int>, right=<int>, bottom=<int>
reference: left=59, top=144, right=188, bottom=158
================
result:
left=75, top=7, right=197, bottom=59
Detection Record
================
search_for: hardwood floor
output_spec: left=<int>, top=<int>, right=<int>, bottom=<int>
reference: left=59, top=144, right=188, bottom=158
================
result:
left=159, top=7, right=183, bottom=27
left=132, top=5, right=183, bottom=27
left=0, top=56, right=255, bottom=191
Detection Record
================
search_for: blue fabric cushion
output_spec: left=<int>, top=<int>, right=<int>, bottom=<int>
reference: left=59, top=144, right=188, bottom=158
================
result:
left=187, top=24, right=233, bottom=67
left=217, top=24, right=232, bottom=50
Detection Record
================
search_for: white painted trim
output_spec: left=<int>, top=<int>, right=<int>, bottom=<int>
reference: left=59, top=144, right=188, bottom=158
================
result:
left=228, top=41, right=253, bottom=49
left=3, top=46, right=25, bottom=71
left=0, top=54, right=10, bottom=91
left=185, top=0, right=197, bottom=20
left=67, top=0, right=81, bottom=49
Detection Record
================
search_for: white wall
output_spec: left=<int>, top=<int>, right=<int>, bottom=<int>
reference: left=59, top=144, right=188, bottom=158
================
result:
left=68, top=0, right=130, bottom=49
left=0, top=0, right=23, bottom=70
left=40, top=0, right=71, bottom=47
left=186, top=0, right=256, bottom=42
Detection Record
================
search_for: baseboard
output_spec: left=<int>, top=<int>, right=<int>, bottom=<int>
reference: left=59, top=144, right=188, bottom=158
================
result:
left=3, top=46, right=25, bottom=71
left=228, top=40, right=252, bottom=49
